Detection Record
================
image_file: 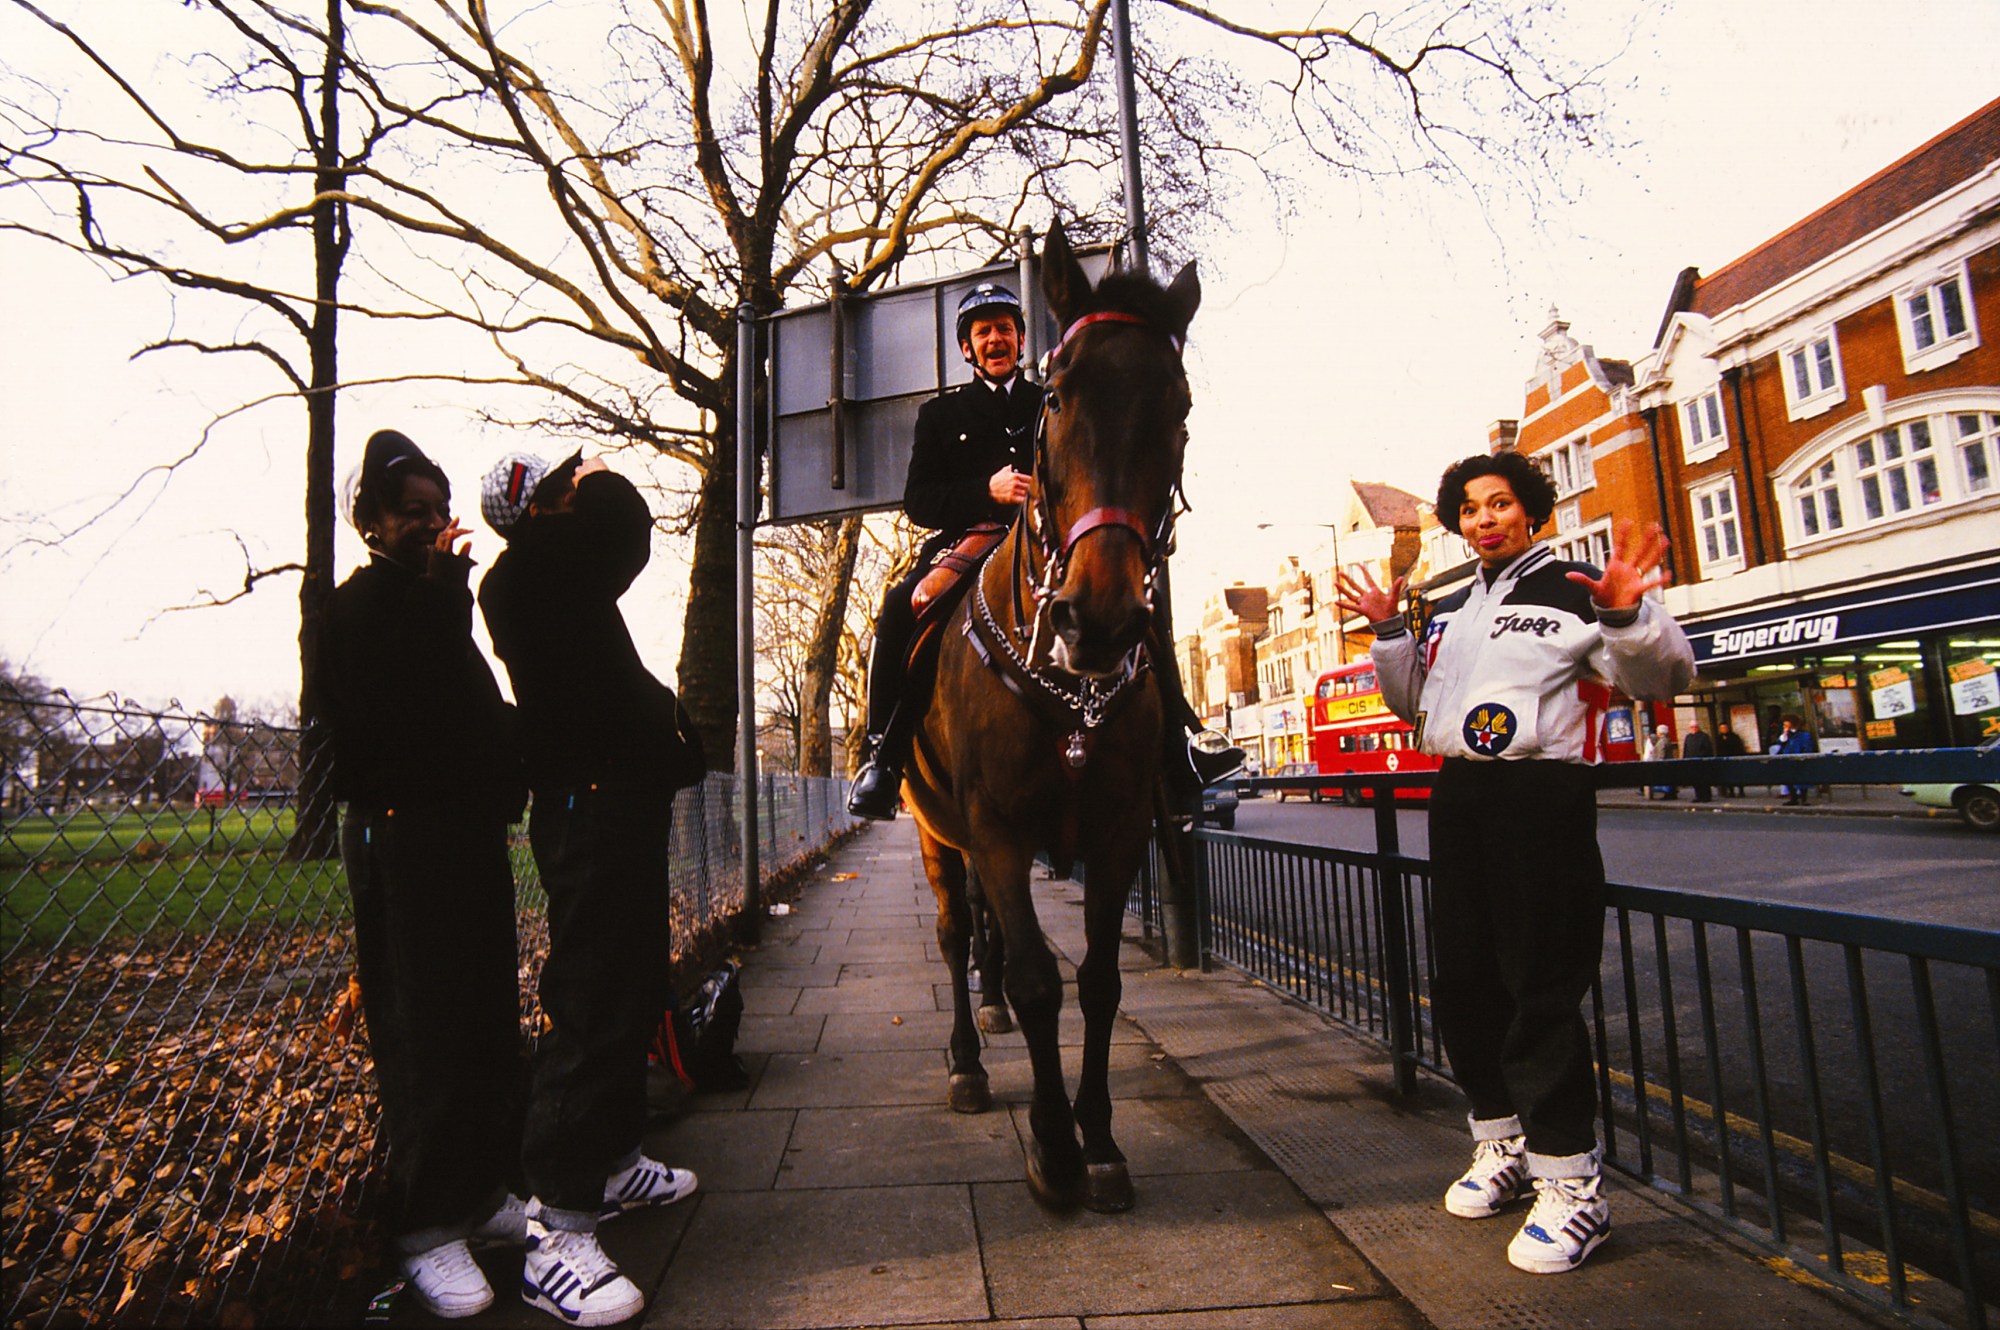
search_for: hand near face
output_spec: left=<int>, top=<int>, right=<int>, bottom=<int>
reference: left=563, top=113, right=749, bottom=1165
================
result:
left=988, top=466, right=1033, bottom=506
left=1334, top=566, right=1406, bottom=625
left=1566, top=517, right=1671, bottom=611
left=574, top=456, right=611, bottom=482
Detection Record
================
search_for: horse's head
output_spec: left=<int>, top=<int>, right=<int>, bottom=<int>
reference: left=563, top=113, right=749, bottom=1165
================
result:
left=1033, top=222, right=1200, bottom=677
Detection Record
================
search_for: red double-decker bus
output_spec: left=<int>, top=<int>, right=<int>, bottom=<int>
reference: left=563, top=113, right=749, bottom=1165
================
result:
left=1304, top=658, right=1439, bottom=803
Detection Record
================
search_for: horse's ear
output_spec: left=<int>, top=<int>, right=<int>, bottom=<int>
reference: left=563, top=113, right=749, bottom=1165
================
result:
left=1041, top=221, right=1092, bottom=330
left=1164, top=259, right=1201, bottom=337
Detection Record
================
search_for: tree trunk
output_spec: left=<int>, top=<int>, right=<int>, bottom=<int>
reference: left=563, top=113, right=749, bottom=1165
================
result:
left=797, top=516, right=860, bottom=777
left=290, top=0, right=344, bottom=861
left=676, top=416, right=742, bottom=772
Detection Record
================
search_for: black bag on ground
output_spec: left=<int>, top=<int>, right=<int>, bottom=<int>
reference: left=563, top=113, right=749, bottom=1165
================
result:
left=649, top=961, right=746, bottom=1094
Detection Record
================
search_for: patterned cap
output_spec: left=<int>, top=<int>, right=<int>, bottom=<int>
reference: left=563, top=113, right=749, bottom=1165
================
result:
left=479, top=450, right=579, bottom=536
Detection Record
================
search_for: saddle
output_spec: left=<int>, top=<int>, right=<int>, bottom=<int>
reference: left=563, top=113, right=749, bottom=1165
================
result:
left=911, top=522, right=1006, bottom=621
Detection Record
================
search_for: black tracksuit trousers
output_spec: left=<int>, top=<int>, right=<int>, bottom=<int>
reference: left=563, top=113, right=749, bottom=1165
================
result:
left=520, top=784, right=676, bottom=1228
left=340, top=804, right=524, bottom=1252
left=1427, top=758, right=1604, bottom=1161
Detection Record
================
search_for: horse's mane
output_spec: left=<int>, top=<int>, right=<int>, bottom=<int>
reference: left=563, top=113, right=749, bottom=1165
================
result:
left=1081, top=269, right=1191, bottom=339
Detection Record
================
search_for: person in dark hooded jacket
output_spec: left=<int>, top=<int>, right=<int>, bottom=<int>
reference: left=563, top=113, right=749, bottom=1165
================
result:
left=476, top=450, right=702, bottom=1327
left=321, top=428, right=527, bottom=1320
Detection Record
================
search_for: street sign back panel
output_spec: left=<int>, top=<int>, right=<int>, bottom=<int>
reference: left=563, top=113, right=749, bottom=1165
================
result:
left=766, top=248, right=1111, bottom=525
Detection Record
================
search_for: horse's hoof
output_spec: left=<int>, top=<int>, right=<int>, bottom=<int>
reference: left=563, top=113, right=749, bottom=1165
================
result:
left=977, top=1002, right=1013, bottom=1035
left=948, top=1072, right=991, bottom=1114
left=1084, top=1161, right=1134, bottom=1213
left=1025, top=1140, right=1083, bottom=1212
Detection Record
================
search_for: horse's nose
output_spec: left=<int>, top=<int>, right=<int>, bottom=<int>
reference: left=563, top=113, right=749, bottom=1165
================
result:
left=1050, top=591, right=1151, bottom=674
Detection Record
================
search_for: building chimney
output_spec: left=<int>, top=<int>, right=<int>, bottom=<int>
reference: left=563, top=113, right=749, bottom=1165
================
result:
left=1488, top=419, right=1519, bottom=454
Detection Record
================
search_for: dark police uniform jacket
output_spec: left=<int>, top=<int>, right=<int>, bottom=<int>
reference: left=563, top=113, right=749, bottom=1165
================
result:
left=904, top=373, right=1044, bottom=563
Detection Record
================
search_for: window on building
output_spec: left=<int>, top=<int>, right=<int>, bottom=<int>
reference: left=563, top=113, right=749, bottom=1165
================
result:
left=1782, top=405, right=1999, bottom=548
left=1683, top=388, right=1727, bottom=458
left=1898, top=266, right=1980, bottom=372
left=1954, top=412, right=1998, bottom=495
left=1688, top=477, right=1743, bottom=575
left=1852, top=421, right=1944, bottom=521
left=1793, top=457, right=1844, bottom=538
left=1552, top=519, right=1612, bottom=571
left=1782, top=330, right=1844, bottom=418
left=1542, top=437, right=1595, bottom=497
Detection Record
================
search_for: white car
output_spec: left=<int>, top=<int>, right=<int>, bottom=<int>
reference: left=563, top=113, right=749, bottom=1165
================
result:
left=1899, top=736, right=2000, bottom=832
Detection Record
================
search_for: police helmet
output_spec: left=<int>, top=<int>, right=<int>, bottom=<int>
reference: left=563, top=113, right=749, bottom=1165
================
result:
left=955, top=283, right=1025, bottom=345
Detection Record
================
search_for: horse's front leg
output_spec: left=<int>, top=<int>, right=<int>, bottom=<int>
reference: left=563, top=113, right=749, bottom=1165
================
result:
left=919, top=829, right=989, bottom=1113
left=1072, top=839, right=1146, bottom=1213
left=977, top=839, right=1083, bottom=1211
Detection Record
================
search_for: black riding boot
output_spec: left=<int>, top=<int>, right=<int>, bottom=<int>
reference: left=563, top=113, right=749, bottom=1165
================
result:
left=847, top=731, right=907, bottom=821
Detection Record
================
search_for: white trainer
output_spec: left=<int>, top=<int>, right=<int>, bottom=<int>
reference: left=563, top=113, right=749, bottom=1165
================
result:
left=601, top=1155, right=699, bottom=1217
left=400, top=1238, right=494, bottom=1319
left=1444, top=1135, right=1530, bottom=1218
left=522, top=1223, right=644, bottom=1326
left=472, top=1192, right=531, bottom=1247
left=1506, top=1174, right=1612, bottom=1273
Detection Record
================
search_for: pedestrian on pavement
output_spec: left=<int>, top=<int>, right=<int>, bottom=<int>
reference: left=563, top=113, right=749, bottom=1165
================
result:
left=322, top=429, right=529, bottom=1319
left=479, top=449, right=705, bottom=1327
left=1644, top=723, right=1679, bottom=799
left=1336, top=449, right=1694, bottom=1276
left=1680, top=720, right=1716, bottom=802
left=845, top=281, right=1239, bottom=821
left=1775, top=713, right=1819, bottom=805
left=1716, top=725, right=1748, bottom=795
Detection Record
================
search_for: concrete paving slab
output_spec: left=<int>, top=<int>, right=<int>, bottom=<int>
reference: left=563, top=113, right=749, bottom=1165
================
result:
left=778, top=1104, right=1023, bottom=1189
left=740, top=961, right=843, bottom=990
left=645, top=1107, right=796, bottom=1192
left=793, top=975, right=943, bottom=1014
left=979, top=1043, right=1207, bottom=1105
left=742, top=983, right=804, bottom=1015
left=648, top=1185, right=988, bottom=1330
left=975, top=1171, right=1388, bottom=1320
left=819, top=1009, right=959, bottom=1053
left=752, top=1049, right=950, bottom=1110
left=1086, top=1304, right=1424, bottom=1330
left=736, top=1012, right=828, bottom=1055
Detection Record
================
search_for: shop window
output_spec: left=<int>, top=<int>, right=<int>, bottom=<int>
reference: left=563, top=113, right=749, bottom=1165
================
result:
left=1688, top=477, right=1743, bottom=577
left=1897, top=264, right=1980, bottom=373
left=1944, top=635, right=2000, bottom=745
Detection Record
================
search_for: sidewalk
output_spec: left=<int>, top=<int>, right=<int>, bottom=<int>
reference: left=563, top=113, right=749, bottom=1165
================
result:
left=397, top=818, right=1901, bottom=1330
left=1597, top=782, right=1935, bottom=818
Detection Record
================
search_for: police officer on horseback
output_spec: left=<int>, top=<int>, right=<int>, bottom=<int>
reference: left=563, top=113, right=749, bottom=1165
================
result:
left=847, top=281, right=1243, bottom=821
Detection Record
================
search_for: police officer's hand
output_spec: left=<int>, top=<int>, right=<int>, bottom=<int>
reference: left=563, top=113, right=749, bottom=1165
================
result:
left=988, top=466, right=1032, bottom=506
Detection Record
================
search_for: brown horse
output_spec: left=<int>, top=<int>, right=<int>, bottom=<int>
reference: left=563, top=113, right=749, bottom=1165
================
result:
left=902, top=222, right=1198, bottom=1213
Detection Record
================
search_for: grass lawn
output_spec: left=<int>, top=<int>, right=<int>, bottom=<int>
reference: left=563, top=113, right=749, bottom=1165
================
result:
left=1, top=807, right=348, bottom=951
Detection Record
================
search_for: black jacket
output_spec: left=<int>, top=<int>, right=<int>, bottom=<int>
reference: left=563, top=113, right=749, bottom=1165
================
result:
left=905, top=374, right=1043, bottom=560
left=479, top=470, right=699, bottom=794
left=322, top=552, right=525, bottom=820
left=1680, top=728, right=1716, bottom=759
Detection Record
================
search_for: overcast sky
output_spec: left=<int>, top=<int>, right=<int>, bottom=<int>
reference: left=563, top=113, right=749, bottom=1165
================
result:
left=4, top=1, right=1999, bottom=713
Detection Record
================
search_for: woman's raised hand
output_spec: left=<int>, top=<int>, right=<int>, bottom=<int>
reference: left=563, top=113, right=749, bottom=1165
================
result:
left=1566, top=518, right=1672, bottom=611
left=1334, top=566, right=1406, bottom=625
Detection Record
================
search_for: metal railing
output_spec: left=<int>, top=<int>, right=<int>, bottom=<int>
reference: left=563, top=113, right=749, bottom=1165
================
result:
left=0, top=692, right=856, bottom=1329
left=1137, top=750, right=2000, bottom=1330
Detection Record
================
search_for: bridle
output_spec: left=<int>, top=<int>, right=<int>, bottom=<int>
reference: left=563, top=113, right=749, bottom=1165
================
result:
left=1021, top=309, right=1188, bottom=643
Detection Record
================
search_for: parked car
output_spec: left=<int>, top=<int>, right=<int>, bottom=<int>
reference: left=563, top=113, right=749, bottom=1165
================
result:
left=1198, top=782, right=1239, bottom=830
left=1899, top=736, right=2000, bottom=831
left=1272, top=761, right=1320, bottom=802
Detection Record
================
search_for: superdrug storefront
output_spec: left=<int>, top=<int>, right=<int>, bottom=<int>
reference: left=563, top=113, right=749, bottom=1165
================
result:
left=1679, top=555, right=2000, bottom=754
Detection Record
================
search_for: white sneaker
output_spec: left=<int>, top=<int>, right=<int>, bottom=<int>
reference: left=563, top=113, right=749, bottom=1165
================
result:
left=400, top=1238, right=494, bottom=1319
left=1444, top=1136, right=1529, bottom=1218
left=472, top=1192, right=530, bottom=1247
left=600, top=1155, right=698, bottom=1217
left=522, top=1224, right=644, bottom=1326
left=1506, top=1174, right=1611, bottom=1273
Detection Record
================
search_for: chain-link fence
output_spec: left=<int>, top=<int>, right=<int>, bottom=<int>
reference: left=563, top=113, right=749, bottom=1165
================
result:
left=0, top=690, right=856, bottom=1328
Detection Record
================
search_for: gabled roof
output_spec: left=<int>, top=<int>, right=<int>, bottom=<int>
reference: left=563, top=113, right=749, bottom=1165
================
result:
left=1687, top=97, right=2000, bottom=318
left=1221, top=584, right=1269, bottom=621
left=1353, top=481, right=1425, bottom=529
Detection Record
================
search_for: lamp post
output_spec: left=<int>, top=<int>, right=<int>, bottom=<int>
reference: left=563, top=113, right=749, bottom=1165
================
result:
left=1257, top=520, right=1348, bottom=664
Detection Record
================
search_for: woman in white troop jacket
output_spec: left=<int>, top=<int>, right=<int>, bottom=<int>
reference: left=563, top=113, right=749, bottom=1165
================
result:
left=1336, top=449, right=1694, bottom=1277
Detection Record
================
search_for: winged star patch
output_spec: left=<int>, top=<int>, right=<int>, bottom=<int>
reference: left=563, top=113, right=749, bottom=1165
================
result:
left=1462, top=702, right=1516, bottom=756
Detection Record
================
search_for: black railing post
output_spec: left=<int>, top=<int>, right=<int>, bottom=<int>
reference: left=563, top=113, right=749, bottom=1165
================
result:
left=1371, top=787, right=1417, bottom=1097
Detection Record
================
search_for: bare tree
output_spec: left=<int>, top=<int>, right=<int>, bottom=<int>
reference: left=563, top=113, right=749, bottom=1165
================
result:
left=7, top=0, right=1622, bottom=775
